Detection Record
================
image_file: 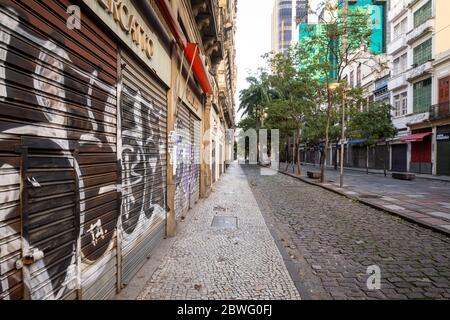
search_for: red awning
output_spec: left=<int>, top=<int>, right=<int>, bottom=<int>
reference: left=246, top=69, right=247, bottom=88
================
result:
left=154, top=1, right=213, bottom=96
left=400, top=132, right=432, bottom=143
left=154, top=0, right=187, bottom=48
left=184, top=43, right=213, bottom=95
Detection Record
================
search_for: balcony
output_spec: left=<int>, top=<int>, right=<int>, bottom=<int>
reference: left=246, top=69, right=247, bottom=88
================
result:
left=406, top=61, right=433, bottom=82
left=407, top=19, right=434, bottom=44
left=387, top=35, right=408, bottom=56
left=430, top=102, right=450, bottom=120
left=388, top=73, right=408, bottom=91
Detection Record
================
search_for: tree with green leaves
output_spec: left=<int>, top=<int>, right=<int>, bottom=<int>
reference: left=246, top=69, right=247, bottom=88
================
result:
left=347, top=101, right=397, bottom=175
left=263, top=49, right=318, bottom=175
left=297, top=0, right=387, bottom=183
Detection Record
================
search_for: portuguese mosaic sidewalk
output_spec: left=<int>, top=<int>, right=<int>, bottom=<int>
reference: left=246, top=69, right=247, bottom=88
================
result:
left=119, top=162, right=300, bottom=300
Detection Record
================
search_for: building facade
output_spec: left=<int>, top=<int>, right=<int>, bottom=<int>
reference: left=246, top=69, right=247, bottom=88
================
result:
left=387, top=0, right=450, bottom=176
left=271, top=0, right=309, bottom=54
left=0, top=0, right=236, bottom=300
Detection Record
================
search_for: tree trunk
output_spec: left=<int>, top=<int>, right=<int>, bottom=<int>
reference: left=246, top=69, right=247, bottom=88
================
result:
left=366, top=145, right=369, bottom=174
left=295, top=127, right=301, bottom=176
left=320, top=90, right=333, bottom=183
left=334, top=138, right=339, bottom=170
left=384, top=140, right=389, bottom=177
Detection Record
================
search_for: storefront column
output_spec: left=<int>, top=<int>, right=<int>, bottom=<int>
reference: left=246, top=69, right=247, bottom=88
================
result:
left=166, top=43, right=179, bottom=238
left=201, top=97, right=212, bottom=198
left=432, top=126, right=437, bottom=175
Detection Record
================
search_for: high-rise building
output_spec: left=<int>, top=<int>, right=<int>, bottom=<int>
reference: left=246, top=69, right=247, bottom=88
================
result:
left=271, top=0, right=309, bottom=54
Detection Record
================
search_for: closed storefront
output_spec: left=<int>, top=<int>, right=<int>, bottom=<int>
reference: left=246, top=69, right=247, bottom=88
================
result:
left=373, top=145, right=389, bottom=170
left=392, top=144, right=408, bottom=172
left=174, top=102, right=201, bottom=219
left=402, top=130, right=432, bottom=174
left=0, top=0, right=172, bottom=300
left=189, top=114, right=201, bottom=209
left=175, top=104, right=191, bottom=219
left=119, top=50, right=167, bottom=287
left=0, top=0, right=118, bottom=300
left=437, top=125, right=450, bottom=176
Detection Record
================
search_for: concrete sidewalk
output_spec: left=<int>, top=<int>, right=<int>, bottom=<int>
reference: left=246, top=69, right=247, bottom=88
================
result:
left=117, top=162, right=300, bottom=300
left=279, top=163, right=450, bottom=236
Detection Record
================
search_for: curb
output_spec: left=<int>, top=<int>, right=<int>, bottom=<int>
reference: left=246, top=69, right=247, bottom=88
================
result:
left=270, top=166, right=450, bottom=238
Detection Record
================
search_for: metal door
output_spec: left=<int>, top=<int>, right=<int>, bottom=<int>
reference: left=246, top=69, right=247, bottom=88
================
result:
left=437, top=126, right=450, bottom=176
left=174, top=104, right=191, bottom=219
left=120, top=50, right=167, bottom=286
left=189, top=114, right=200, bottom=208
left=0, top=0, right=118, bottom=300
left=439, top=77, right=450, bottom=116
left=391, top=144, right=407, bottom=172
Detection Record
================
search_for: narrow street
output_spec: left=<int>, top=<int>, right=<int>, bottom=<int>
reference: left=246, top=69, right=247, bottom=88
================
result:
left=243, top=165, right=450, bottom=300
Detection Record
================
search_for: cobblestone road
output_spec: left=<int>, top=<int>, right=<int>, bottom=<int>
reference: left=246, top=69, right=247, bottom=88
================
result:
left=243, top=165, right=450, bottom=300
left=137, top=163, right=300, bottom=300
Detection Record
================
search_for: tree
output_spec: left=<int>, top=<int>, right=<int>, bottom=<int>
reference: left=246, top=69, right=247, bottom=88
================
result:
left=264, top=50, right=318, bottom=175
left=347, top=102, right=397, bottom=175
left=238, top=71, right=280, bottom=163
left=298, top=0, right=385, bottom=183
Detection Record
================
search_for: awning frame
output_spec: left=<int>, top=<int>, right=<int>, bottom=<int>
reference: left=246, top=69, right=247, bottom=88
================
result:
left=400, top=132, right=432, bottom=143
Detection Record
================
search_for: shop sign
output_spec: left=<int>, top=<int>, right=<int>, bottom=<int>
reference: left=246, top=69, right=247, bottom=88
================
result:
left=97, top=0, right=154, bottom=59
left=83, top=0, right=171, bottom=85
left=437, top=133, right=450, bottom=141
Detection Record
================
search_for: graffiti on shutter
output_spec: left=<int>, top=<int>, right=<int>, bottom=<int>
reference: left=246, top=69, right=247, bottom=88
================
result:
left=120, top=50, right=167, bottom=285
left=174, top=104, right=191, bottom=219
left=0, top=0, right=118, bottom=300
left=189, top=114, right=200, bottom=208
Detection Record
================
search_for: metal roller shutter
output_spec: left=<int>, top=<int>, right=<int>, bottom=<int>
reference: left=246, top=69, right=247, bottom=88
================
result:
left=392, top=144, right=407, bottom=173
left=120, top=50, right=167, bottom=286
left=174, top=104, right=191, bottom=219
left=0, top=0, right=119, bottom=300
left=189, top=114, right=200, bottom=208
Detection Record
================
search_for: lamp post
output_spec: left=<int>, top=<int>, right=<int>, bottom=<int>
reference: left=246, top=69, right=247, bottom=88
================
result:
left=328, top=81, right=346, bottom=188
left=340, top=86, right=346, bottom=188
left=340, top=0, right=349, bottom=188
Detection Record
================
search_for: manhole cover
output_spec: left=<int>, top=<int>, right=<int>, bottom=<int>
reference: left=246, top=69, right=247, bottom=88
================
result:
left=359, top=194, right=382, bottom=199
left=211, top=216, right=238, bottom=229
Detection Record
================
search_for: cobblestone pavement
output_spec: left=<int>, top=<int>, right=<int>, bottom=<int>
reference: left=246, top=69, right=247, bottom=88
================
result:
left=280, top=163, right=450, bottom=234
left=137, top=163, right=300, bottom=300
left=243, top=165, right=450, bottom=300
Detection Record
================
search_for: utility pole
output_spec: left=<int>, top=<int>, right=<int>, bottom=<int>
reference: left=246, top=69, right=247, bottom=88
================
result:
left=340, top=0, right=348, bottom=188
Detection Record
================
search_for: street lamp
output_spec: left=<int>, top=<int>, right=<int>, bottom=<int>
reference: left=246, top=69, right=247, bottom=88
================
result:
left=328, top=81, right=346, bottom=188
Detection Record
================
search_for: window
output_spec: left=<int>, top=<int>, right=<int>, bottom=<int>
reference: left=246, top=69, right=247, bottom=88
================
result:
left=394, top=95, right=401, bottom=117
left=350, top=70, right=354, bottom=88
left=413, top=78, right=432, bottom=113
left=414, top=1, right=432, bottom=28
left=393, top=18, right=408, bottom=40
left=395, top=93, right=408, bottom=117
left=401, top=92, right=408, bottom=115
left=413, top=38, right=432, bottom=66
left=394, top=54, right=408, bottom=76
left=356, top=64, right=361, bottom=87
left=401, top=53, right=408, bottom=71
left=393, top=57, right=400, bottom=75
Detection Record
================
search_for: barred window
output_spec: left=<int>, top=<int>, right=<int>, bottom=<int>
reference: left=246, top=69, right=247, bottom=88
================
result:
left=414, top=1, right=432, bottom=28
left=413, top=78, right=432, bottom=113
left=413, top=38, right=432, bottom=66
